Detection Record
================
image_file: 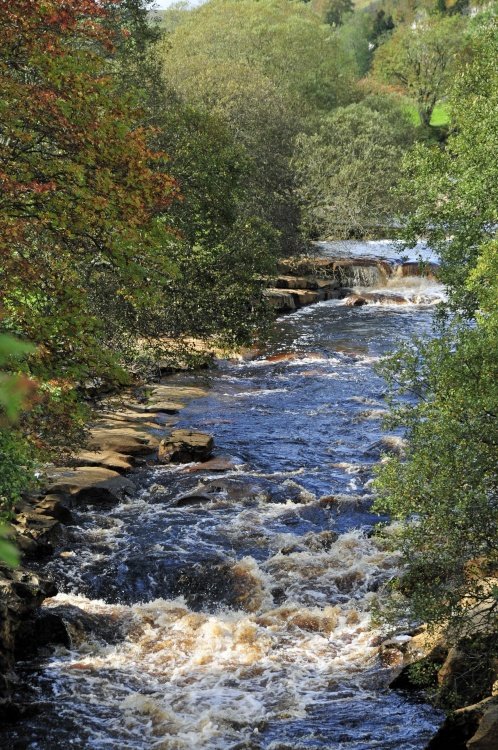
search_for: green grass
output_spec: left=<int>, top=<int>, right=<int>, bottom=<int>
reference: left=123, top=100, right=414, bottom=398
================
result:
left=402, top=100, right=450, bottom=127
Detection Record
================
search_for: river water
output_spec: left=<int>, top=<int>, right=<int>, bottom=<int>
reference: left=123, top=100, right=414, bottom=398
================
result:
left=4, top=242, right=445, bottom=749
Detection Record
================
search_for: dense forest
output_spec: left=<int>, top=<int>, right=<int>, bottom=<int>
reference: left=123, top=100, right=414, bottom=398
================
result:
left=0, top=0, right=497, bottom=744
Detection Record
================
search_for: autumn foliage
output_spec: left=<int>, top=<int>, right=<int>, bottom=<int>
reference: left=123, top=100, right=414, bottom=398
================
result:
left=0, top=0, right=178, bottom=383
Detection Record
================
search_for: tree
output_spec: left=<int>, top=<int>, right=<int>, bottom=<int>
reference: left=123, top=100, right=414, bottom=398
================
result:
left=398, top=18, right=498, bottom=310
left=372, top=14, right=465, bottom=127
left=311, top=0, right=354, bottom=26
left=0, top=0, right=178, bottom=386
left=293, top=96, right=415, bottom=238
left=0, top=335, right=35, bottom=567
left=159, top=0, right=358, bottom=119
left=374, top=20, right=498, bottom=641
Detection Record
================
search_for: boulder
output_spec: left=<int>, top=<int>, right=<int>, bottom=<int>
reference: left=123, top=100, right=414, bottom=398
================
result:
left=158, top=430, right=214, bottom=464
left=468, top=701, right=498, bottom=749
left=45, top=467, right=136, bottom=503
left=185, top=457, right=239, bottom=473
left=72, top=450, right=134, bottom=472
left=344, top=292, right=408, bottom=306
left=344, top=293, right=368, bottom=307
left=86, top=426, right=159, bottom=456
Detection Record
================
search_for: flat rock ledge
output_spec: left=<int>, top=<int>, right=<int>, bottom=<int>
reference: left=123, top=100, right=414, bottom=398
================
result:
left=264, top=255, right=440, bottom=314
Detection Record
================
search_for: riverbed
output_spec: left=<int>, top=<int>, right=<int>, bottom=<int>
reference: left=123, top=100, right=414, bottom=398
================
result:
left=2, top=242, right=445, bottom=749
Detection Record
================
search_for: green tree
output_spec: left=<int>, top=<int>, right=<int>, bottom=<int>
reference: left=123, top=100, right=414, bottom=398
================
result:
left=374, top=20, right=498, bottom=640
left=0, top=335, right=35, bottom=567
left=372, top=14, right=466, bottom=127
left=293, top=97, right=415, bottom=239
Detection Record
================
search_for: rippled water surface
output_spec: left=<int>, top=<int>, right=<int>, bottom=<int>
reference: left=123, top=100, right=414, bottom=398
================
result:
left=3, top=244, right=445, bottom=749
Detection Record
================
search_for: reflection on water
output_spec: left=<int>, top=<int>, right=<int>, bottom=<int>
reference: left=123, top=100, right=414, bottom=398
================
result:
left=2, top=250, right=445, bottom=749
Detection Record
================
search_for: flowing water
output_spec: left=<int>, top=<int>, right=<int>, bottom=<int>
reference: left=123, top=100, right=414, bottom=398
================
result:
left=4, top=242, right=445, bottom=749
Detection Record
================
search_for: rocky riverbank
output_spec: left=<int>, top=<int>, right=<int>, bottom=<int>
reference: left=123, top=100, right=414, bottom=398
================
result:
left=380, top=626, right=498, bottom=749
left=0, top=381, right=216, bottom=718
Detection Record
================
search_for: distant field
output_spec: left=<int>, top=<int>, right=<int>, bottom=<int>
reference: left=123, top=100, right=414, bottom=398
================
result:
left=403, top=101, right=450, bottom=127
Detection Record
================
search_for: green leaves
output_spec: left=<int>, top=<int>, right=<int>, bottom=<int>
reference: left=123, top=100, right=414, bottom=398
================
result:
left=0, top=334, right=35, bottom=423
left=374, top=19, right=498, bottom=641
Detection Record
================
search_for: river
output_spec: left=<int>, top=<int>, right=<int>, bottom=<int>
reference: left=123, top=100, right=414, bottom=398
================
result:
left=3, top=242, right=445, bottom=749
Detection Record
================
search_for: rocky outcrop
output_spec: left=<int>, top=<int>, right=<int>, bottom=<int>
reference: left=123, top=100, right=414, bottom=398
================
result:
left=0, top=378, right=217, bottom=713
left=427, top=698, right=498, bottom=750
left=265, top=255, right=406, bottom=314
left=45, top=466, right=137, bottom=504
left=395, top=261, right=440, bottom=280
left=0, top=567, right=57, bottom=707
left=158, top=429, right=214, bottom=464
left=382, top=624, right=498, bottom=750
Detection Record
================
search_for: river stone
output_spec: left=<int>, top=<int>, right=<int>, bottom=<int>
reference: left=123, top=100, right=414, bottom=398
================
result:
left=73, top=450, right=134, bottom=472
left=86, top=427, right=159, bottom=456
left=185, top=457, right=238, bottom=473
left=45, top=467, right=136, bottom=503
left=158, top=430, right=214, bottom=464
left=344, top=293, right=368, bottom=307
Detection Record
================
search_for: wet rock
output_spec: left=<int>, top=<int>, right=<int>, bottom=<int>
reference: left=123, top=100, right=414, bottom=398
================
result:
left=344, top=293, right=368, bottom=307
left=0, top=567, right=57, bottom=698
left=396, top=261, right=440, bottom=280
left=158, top=429, right=214, bottom=464
left=87, top=426, right=159, bottom=456
left=288, top=289, right=321, bottom=306
left=16, top=612, right=70, bottom=656
left=344, top=292, right=408, bottom=306
left=32, top=495, right=73, bottom=524
left=274, top=275, right=314, bottom=290
left=184, top=457, right=239, bottom=473
left=45, top=467, right=136, bottom=504
left=263, top=289, right=297, bottom=313
left=364, top=436, right=407, bottom=458
left=174, top=494, right=213, bottom=507
left=11, top=510, right=64, bottom=558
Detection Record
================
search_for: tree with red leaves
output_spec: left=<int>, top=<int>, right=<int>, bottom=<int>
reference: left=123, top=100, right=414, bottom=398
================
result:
left=0, top=0, right=179, bottom=385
